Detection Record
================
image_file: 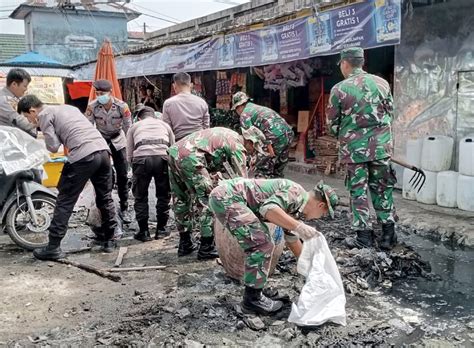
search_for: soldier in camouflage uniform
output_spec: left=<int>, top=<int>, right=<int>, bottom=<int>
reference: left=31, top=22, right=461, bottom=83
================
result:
left=327, top=47, right=397, bottom=250
left=209, top=178, right=339, bottom=315
left=168, top=127, right=249, bottom=260
left=232, top=92, right=294, bottom=178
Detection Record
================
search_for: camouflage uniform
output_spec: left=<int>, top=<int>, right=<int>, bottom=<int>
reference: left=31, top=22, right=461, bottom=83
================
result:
left=239, top=101, right=293, bottom=178
left=209, top=178, right=309, bottom=289
left=327, top=47, right=397, bottom=230
left=168, top=127, right=247, bottom=238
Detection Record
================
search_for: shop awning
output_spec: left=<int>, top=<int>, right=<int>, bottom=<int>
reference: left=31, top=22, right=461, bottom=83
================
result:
left=0, top=66, right=74, bottom=78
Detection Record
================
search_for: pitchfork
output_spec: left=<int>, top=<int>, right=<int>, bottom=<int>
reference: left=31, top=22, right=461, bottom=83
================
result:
left=391, top=158, right=426, bottom=193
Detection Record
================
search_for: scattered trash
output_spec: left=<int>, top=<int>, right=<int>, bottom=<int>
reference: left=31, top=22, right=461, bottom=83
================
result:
left=244, top=316, right=265, bottom=331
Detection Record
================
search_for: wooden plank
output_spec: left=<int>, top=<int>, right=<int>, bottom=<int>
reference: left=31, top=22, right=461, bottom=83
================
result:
left=107, top=265, right=167, bottom=272
left=114, top=247, right=128, bottom=267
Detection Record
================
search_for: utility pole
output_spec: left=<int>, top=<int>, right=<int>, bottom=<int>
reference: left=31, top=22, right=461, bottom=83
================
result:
left=143, top=22, right=146, bottom=35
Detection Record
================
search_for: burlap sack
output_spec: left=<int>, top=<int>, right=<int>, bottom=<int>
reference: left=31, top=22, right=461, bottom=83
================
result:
left=214, top=220, right=285, bottom=281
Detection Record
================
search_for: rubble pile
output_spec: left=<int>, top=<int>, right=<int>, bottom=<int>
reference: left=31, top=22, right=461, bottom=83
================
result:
left=310, top=209, right=433, bottom=294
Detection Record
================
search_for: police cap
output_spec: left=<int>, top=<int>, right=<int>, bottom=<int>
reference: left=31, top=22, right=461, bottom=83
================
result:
left=92, top=79, right=112, bottom=92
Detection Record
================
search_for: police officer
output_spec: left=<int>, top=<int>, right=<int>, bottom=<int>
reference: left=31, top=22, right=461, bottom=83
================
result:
left=86, top=80, right=132, bottom=223
left=232, top=92, right=294, bottom=178
left=0, top=68, right=36, bottom=137
left=17, top=95, right=117, bottom=260
left=126, top=106, right=175, bottom=242
left=327, top=47, right=397, bottom=250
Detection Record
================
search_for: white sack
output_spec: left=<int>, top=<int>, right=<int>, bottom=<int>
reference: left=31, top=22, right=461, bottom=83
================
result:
left=288, top=235, right=347, bottom=326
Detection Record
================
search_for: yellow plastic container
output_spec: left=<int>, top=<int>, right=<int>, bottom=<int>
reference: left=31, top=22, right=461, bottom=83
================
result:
left=42, top=155, right=66, bottom=187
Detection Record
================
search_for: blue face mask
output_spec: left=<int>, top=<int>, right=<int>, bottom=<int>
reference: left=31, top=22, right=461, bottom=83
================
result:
left=97, top=94, right=110, bottom=105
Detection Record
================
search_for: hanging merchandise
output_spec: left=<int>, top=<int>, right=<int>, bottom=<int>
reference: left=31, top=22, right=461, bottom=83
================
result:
left=263, top=60, right=314, bottom=91
left=192, top=75, right=204, bottom=98
left=229, top=72, right=247, bottom=94
left=280, top=88, right=288, bottom=117
left=216, top=71, right=232, bottom=110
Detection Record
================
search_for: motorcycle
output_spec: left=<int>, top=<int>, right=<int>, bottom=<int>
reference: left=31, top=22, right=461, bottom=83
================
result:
left=0, top=170, right=56, bottom=250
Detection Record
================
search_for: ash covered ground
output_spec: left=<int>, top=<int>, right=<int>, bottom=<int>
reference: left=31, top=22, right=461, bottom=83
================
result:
left=2, top=207, right=472, bottom=347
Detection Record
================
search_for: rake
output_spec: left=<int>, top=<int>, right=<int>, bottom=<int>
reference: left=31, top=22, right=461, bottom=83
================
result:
left=391, top=158, right=426, bottom=193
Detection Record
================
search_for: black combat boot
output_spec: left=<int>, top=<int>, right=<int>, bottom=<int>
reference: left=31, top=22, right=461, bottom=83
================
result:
left=241, top=287, right=283, bottom=315
left=33, top=236, right=65, bottom=261
left=380, top=223, right=397, bottom=250
left=155, top=226, right=171, bottom=240
left=134, top=220, right=152, bottom=242
left=101, top=240, right=116, bottom=253
left=197, top=236, right=219, bottom=260
left=177, top=232, right=196, bottom=256
left=120, top=203, right=132, bottom=224
left=356, top=229, right=375, bottom=248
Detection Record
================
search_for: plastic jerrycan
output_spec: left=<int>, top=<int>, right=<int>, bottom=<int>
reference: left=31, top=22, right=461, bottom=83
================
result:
left=459, top=135, right=474, bottom=176
left=457, top=174, right=474, bottom=212
left=421, top=136, right=454, bottom=172
left=416, top=170, right=437, bottom=205
left=436, top=171, right=458, bottom=208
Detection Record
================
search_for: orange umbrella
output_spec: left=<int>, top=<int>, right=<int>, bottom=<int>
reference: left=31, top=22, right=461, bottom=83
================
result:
left=88, top=39, right=122, bottom=102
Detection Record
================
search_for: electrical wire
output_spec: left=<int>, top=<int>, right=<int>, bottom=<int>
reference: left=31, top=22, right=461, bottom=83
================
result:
left=128, top=2, right=181, bottom=22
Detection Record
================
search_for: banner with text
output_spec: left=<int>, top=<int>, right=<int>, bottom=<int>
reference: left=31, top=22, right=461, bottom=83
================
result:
left=76, top=0, right=401, bottom=80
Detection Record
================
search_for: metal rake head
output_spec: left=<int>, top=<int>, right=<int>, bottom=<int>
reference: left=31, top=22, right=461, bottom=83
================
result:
left=408, top=167, right=426, bottom=193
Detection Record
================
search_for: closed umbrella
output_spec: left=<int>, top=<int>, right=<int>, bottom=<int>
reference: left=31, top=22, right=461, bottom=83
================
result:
left=88, top=39, right=122, bottom=102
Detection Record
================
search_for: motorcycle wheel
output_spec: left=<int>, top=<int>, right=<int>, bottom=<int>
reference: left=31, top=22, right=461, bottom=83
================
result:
left=5, top=193, right=56, bottom=251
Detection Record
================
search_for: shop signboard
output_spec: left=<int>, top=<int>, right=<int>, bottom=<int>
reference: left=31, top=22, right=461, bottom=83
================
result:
left=0, top=75, right=64, bottom=104
left=76, top=0, right=401, bottom=79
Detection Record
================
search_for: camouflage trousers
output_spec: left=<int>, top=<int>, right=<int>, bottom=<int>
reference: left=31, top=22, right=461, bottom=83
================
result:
left=346, top=158, right=398, bottom=230
left=209, top=186, right=274, bottom=289
left=254, top=131, right=293, bottom=178
left=168, top=154, right=214, bottom=238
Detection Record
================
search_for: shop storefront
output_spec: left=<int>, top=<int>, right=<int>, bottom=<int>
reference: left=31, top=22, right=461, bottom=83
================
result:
left=73, top=0, right=401, bottom=172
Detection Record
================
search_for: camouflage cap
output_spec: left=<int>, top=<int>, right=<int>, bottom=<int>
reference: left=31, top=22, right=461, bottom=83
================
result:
left=313, top=181, right=339, bottom=219
left=92, top=79, right=112, bottom=92
left=337, top=47, right=364, bottom=64
left=241, top=126, right=266, bottom=154
left=133, top=103, right=155, bottom=119
left=231, top=92, right=250, bottom=110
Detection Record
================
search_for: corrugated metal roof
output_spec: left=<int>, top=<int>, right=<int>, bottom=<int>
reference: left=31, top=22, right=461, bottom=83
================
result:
left=0, top=34, right=26, bottom=63
left=0, top=66, right=74, bottom=78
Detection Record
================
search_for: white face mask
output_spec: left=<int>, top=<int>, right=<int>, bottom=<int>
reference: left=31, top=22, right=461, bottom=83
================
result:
left=97, top=93, right=111, bottom=105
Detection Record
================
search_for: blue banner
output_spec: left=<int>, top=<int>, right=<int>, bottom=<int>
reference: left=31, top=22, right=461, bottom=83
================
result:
left=77, top=0, right=401, bottom=79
